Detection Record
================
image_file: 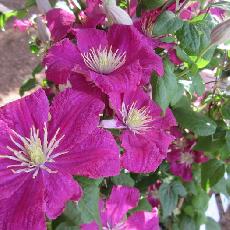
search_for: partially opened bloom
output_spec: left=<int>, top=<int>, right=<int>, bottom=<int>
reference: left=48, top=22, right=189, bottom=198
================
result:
left=43, top=24, right=163, bottom=91
left=107, top=89, right=176, bottom=173
left=167, top=135, right=208, bottom=181
left=13, top=19, right=32, bottom=32
left=0, top=89, right=120, bottom=229
left=81, top=186, right=160, bottom=230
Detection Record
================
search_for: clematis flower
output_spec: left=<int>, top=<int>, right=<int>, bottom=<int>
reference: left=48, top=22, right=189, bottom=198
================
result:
left=43, top=24, right=163, bottom=91
left=105, top=89, right=176, bottom=173
left=46, top=8, right=75, bottom=42
left=134, top=9, right=182, bottom=66
left=0, top=89, right=120, bottom=229
left=167, top=135, right=208, bottom=181
left=81, top=186, right=160, bottom=230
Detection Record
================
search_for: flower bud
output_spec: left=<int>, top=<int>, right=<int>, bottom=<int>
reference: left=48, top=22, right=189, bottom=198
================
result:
left=36, top=0, right=52, bottom=14
left=102, top=0, right=133, bottom=25
left=211, top=19, right=230, bottom=46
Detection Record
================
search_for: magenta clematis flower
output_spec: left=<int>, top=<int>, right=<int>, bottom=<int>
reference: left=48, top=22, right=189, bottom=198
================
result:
left=81, top=186, right=160, bottom=230
left=46, top=8, right=75, bottom=42
left=134, top=9, right=182, bottom=66
left=43, top=24, right=163, bottom=91
left=167, top=136, right=208, bottom=181
left=0, top=89, right=120, bottom=229
left=107, top=89, right=176, bottom=173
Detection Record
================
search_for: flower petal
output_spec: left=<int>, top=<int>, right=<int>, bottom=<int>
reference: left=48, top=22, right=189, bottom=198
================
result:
left=81, top=221, right=99, bottom=230
left=0, top=89, right=49, bottom=137
left=0, top=174, right=46, bottom=230
left=124, top=209, right=160, bottom=230
left=103, top=186, right=140, bottom=227
left=53, top=128, right=120, bottom=178
left=46, top=8, right=75, bottom=42
left=69, top=73, right=105, bottom=100
left=43, top=171, right=82, bottom=219
left=87, top=61, right=142, bottom=93
left=48, top=89, right=104, bottom=148
left=75, top=28, right=108, bottom=53
left=121, top=130, right=173, bottom=173
left=43, top=39, right=82, bottom=84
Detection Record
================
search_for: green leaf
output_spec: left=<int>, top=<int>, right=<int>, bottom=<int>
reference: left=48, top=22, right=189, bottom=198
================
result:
left=153, top=60, right=181, bottom=112
left=153, top=11, right=184, bottom=36
left=201, top=159, right=225, bottom=189
left=25, top=0, right=36, bottom=8
left=179, top=216, right=196, bottom=230
left=170, top=83, right=184, bottom=106
left=172, top=97, right=217, bottom=136
left=191, top=74, right=205, bottom=96
left=131, top=198, right=152, bottom=213
left=19, top=78, right=37, bottom=96
left=111, top=172, right=135, bottom=186
left=205, top=217, right=221, bottom=230
left=177, top=23, right=201, bottom=55
left=176, top=46, right=193, bottom=64
left=55, top=177, right=102, bottom=228
left=142, top=0, right=165, bottom=10
left=226, top=130, right=230, bottom=151
left=222, top=101, right=230, bottom=119
left=191, top=189, right=209, bottom=212
left=159, top=181, right=186, bottom=218
left=213, top=177, right=229, bottom=197
left=32, top=64, right=43, bottom=77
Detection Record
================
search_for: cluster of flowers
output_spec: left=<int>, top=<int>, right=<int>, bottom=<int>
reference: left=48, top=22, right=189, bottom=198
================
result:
left=2, top=0, right=223, bottom=229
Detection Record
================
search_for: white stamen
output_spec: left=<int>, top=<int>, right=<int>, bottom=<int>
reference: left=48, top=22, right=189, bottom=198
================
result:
left=81, top=46, right=126, bottom=74
left=180, top=152, right=194, bottom=167
left=0, top=124, right=67, bottom=178
left=121, top=102, right=153, bottom=134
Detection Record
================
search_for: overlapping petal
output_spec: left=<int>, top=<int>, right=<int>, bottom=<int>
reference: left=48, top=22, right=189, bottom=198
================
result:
left=43, top=39, right=82, bottom=84
left=46, top=8, right=75, bottom=41
left=0, top=89, right=49, bottom=137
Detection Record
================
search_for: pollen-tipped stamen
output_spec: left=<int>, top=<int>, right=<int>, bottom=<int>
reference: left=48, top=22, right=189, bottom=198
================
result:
left=121, top=102, right=153, bottom=134
left=0, top=124, right=67, bottom=178
left=81, top=45, right=126, bottom=74
left=180, top=152, right=194, bottom=167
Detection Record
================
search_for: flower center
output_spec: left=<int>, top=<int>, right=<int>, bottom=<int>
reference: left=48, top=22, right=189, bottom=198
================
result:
left=121, top=102, right=152, bottom=134
left=81, top=45, right=126, bottom=74
left=0, top=125, right=67, bottom=178
left=180, top=152, right=194, bottom=167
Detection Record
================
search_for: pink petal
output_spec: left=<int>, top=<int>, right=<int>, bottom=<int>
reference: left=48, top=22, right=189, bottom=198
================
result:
left=48, top=89, right=104, bottom=147
left=0, top=174, right=46, bottom=230
left=121, top=130, right=174, bottom=173
left=43, top=171, right=82, bottom=219
left=0, top=89, right=49, bottom=137
left=46, top=8, right=75, bottom=42
left=87, top=61, right=142, bottom=93
left=108, top=25, right=163, bottom=78
left=53, top=128, right=120, bottom=178
left=69, top=73, right=105, bottom=100
left=81, top=221, right=99, bottom=230
left=124, top=209, right=160, bottom=230
left=75, top=28, right=108, bottom=53
left=43, top=39, right=82, bottom=84
left=103, top=186, right=140, bottom=227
